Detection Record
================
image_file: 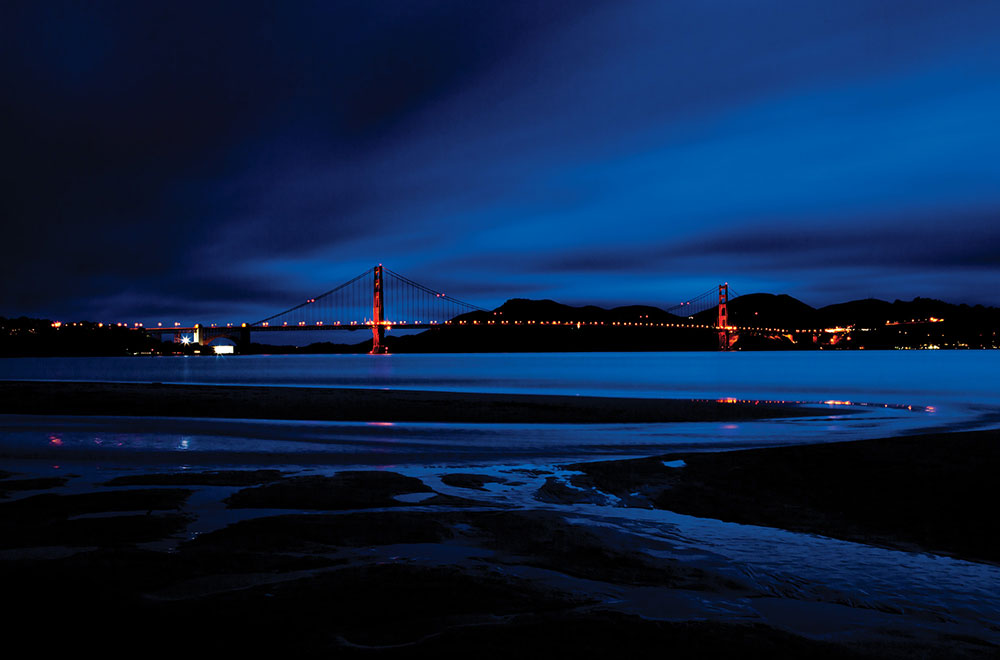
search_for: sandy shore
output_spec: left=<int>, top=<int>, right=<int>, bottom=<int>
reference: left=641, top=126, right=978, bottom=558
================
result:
left=0, top=466, right=928, bottom=658
left=0, top=382, right=996, bottom=656
left=1, top=444, right=998, bottom=657
left=0, top=380, right=832, bottom=423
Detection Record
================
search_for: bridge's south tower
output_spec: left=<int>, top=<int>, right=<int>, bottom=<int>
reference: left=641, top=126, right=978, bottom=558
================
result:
left=371, top=264, right=387, bottom=354
left=718, top=284, right=729, bottom=351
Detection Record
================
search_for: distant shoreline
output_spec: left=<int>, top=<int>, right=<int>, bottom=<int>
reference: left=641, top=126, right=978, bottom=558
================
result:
left=0, top=380, right=833, bottom=424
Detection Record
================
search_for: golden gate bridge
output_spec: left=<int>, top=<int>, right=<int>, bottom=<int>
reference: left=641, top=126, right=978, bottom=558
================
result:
left=143, top=264, right=814, bottom=352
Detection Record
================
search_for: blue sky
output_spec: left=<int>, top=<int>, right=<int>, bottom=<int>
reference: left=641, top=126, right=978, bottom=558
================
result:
left=2, top=1, right=999, bottom=324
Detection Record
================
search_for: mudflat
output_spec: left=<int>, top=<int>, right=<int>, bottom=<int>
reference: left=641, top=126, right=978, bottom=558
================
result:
left=5, top=465, right=987, bottom=657
left=0, top=382, right=996, bottom=656
left=570, top=428, right=1000, bottom=564
left=0, top=380, right=831, bottom=423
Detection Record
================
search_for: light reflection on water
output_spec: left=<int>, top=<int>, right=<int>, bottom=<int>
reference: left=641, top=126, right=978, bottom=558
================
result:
left=0, top=403, right=959, bottom=465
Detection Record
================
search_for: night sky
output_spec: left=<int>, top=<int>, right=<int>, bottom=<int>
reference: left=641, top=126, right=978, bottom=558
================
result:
left=3, top=1, right=1000, bottom=325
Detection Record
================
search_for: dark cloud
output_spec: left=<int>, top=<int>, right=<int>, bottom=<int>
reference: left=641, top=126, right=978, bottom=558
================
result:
left=534, top=208, right=1000, bottom=275
left=0, top=1, right=605, bottom=317
left=2, top=1, right=999, bottom=320
left=662, top=211, right=1000, bottom=272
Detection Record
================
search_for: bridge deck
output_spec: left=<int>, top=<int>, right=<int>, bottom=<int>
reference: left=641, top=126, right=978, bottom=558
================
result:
left=143, top=320, right=819, bottom=335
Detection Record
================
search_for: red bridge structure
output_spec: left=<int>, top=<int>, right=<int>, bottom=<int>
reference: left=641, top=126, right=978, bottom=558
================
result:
left=143, top=265, right=795, bottom=352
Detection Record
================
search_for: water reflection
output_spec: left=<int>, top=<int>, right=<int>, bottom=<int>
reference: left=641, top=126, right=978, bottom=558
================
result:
left=0, top=395, right=983, bottom=467
left=3, top=352, right=999, bottom=407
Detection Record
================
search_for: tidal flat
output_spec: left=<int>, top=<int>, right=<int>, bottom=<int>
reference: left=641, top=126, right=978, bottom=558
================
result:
left=0, top=382, right=997, bottom=657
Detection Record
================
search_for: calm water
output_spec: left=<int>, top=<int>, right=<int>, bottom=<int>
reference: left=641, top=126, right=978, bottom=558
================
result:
left=3, top=350, right=998, bottom=404
left=1, top=351, right=998, bottom=464
left=2, top=351, right=999, bottom=645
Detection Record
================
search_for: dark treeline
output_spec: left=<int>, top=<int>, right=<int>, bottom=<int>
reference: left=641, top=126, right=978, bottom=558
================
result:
left=3, top=294, right=999, bottom=356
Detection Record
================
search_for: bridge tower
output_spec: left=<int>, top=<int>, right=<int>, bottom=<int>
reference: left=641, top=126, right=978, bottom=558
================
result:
left=371, top=264, right=388, bottom=354
left=718, top=284, right=729, bottom=351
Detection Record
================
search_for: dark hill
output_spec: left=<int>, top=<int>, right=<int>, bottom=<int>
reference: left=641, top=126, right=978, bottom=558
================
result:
left=458, top=299, right=681, bottom=323
left=817, top=299, right=893, bottom=327
left=606, top=305, right=680, bottom=321
left=491, top=299, right=606, bottom=322
left=817, top=297, right=1000, bottom=328
left=691, top=293, right=818, bottom=330
left=392, top=298, right=710, bottom=352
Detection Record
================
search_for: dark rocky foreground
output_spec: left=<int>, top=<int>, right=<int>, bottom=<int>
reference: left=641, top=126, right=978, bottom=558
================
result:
left=0, top=433, right=998, bottom=657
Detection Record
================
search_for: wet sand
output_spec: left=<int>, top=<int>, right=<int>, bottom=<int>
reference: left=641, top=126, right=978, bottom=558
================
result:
left=1, top=455, right=997, bottom=657
left=0, top=380, right=832, bottom=423
left=0, top=382, right=997, bottom=656
left=0, top=469, right=892, bottom=657
left=569, top=428, right=1000, bottom=565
